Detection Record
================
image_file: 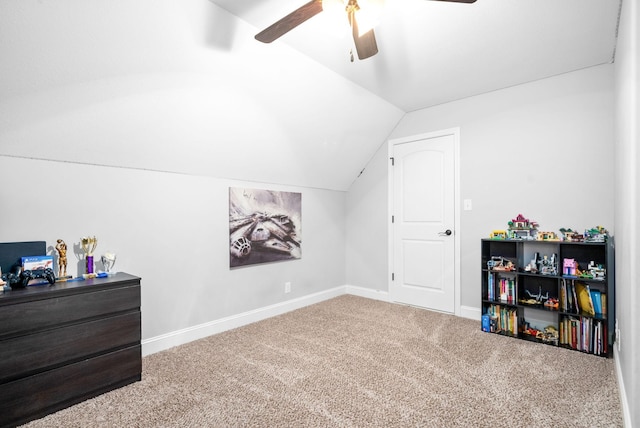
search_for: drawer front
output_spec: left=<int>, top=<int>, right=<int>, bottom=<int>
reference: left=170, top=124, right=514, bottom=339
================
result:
left=0, top=311, right=140, bottom=384
left=0, top=345, right=141, bottom=428
left=0, top=284, right=140, bottom=338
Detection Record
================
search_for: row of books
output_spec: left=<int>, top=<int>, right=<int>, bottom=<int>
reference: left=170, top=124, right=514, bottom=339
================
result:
left=487, top=273, right=516, bottom=303
left=485, top=304, right=518, bottom=336
left=560, top=279, right=606, bottom=316
left=559, top=316, right=608, bottom=355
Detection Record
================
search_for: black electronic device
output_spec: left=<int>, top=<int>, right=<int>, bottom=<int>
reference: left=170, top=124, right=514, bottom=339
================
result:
left=1, top=268, right=22, bottom=290
left=18, top=268, right=56, bottom=288
left=0, top=241, right=47, bottom=276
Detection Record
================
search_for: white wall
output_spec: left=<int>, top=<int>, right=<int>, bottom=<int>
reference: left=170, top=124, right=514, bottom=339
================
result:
left=613, top=0, right=639, bottom=425
left=346, top=65, right=615, bottom=311
left=345, top=142, right=392, bottom=296
left=0, top=156, right=346, bottom=349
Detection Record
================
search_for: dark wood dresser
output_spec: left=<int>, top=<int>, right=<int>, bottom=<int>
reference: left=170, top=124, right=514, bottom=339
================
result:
left=0, top=273, right=141, bottom=427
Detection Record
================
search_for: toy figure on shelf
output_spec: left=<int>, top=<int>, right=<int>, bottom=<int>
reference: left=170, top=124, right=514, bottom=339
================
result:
left=487, top=256, right=515, bottom=271
left=559, top=228, right=585, bottom=242
left=519, top=323, right=558, bottom=345
left=524, top=252, right=539, bottom=273
left=563, top=258, right=578, bottom=276
left=577, top=269, right=594, bottom=280
left=538, top=253, right=558, bottom=276
left=538, top=326, right=559, bottom=345
left=588, top=261, right=606, bottom=280
left=523, top=286, right=549, bottom=304
left=585, top=226, right=609, bottom=242
left=537, top=231, right=560, bottom=241
left=490, top=230, right=507, bottom=240
left=507, top=214, right=538, bottom=240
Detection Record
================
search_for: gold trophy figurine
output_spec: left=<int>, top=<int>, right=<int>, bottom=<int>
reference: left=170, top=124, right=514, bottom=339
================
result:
left=55, top=239, right=68, bottom=280
left=81, top=236, right=98, bottom=275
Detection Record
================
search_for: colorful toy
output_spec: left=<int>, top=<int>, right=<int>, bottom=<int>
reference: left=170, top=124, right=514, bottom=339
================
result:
left=563, top=258, right=578, bottom=276
left=538, top=325, right=559, bottom=345
left=507, top=214, right=538, bottom=240
left=487, top=256, right=515, bottom=271
left=537, top=231, right=560, bottom=241
left=585, top=226, right=608, bottom=242
left=520, top=323, right=558, bottom=345
left=537, top=253, right=558, bottom=276
left=559, top=228, right=585, bottom=242
left=490, top=230, right=508, bottom=240
left=588, top=261, right=606, bottom=280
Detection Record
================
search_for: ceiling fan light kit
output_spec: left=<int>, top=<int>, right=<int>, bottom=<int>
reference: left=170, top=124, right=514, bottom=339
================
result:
left=255, top=0, right=476, bottom=61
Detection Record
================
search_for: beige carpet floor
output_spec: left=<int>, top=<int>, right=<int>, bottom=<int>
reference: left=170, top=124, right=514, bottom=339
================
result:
left=21, top=295, right=623, bottom=427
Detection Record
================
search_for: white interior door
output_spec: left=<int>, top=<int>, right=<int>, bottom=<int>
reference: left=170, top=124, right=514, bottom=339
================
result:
left=390, top=131, right=457, bottom=313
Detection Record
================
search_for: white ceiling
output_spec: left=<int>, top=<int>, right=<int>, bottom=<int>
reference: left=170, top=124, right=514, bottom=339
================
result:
left=210, top=0, right=621, bottom=112
left=0, top=0, right=622, bottom=192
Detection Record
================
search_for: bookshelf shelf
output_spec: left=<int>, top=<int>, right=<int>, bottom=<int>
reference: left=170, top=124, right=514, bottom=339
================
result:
left=480, top=238, right=615, bottom=357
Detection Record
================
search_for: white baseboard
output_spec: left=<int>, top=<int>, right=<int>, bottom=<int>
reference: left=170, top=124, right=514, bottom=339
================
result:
left=460, top=305, right=481, bottom=321
left=614, top=348, right=632, bottom=427
left=142, top=286, right=346, bottom=356
left=344, top=284, right=391, bottom=302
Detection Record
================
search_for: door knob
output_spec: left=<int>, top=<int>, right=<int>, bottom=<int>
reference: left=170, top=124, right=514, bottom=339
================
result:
left=439, top=229, right=453, bottom=236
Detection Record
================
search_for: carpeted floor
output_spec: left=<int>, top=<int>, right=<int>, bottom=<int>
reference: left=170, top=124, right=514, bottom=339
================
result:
left=21, top=295, right=623, bottom=427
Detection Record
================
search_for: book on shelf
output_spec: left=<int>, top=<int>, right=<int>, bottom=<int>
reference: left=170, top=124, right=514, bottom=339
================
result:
left=570, top=318, right=578, bottom=349
left=575, top=282, right=595, bottom=316
left=570, top=282, right=578, bottom=313
left=562, top=280, right=577, bottom=313
left=590, top=289, right=603, bottom=315
left=560, top=316, right=608, bottom=355
left=498, top=277, right=516, bottom=303
left=486, top=304, right=518, bottom=336
left=487, top=272, right=494, bottom=300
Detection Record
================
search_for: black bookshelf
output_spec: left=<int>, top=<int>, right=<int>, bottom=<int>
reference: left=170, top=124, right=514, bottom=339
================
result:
left=481, top=238, right=615, bottom=357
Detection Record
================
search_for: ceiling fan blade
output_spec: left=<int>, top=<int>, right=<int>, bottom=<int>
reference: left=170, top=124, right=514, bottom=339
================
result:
left=350, top=12, right=378, bottom=60
left=255, top=0, right=323, bottom=43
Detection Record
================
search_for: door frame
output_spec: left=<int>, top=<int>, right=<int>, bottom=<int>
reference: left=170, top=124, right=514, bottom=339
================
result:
left=387, top=128, right=461, bottom=315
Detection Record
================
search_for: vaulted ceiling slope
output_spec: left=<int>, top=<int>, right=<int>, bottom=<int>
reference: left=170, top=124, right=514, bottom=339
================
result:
left=212, top=0, right=621, bottom=112
left=0, top=0, right=403, bottom=191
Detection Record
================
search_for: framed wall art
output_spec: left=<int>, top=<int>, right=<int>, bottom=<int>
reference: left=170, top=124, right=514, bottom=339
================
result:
left=229, top=187, right=301, bottom=268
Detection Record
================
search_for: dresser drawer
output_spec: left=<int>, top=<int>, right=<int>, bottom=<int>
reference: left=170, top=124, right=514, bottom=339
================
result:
left=0, top=345, right=141, bottom=428
left=0, top=284, right=140, bottom=338
left=0, top=311, right=140, bottom=383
